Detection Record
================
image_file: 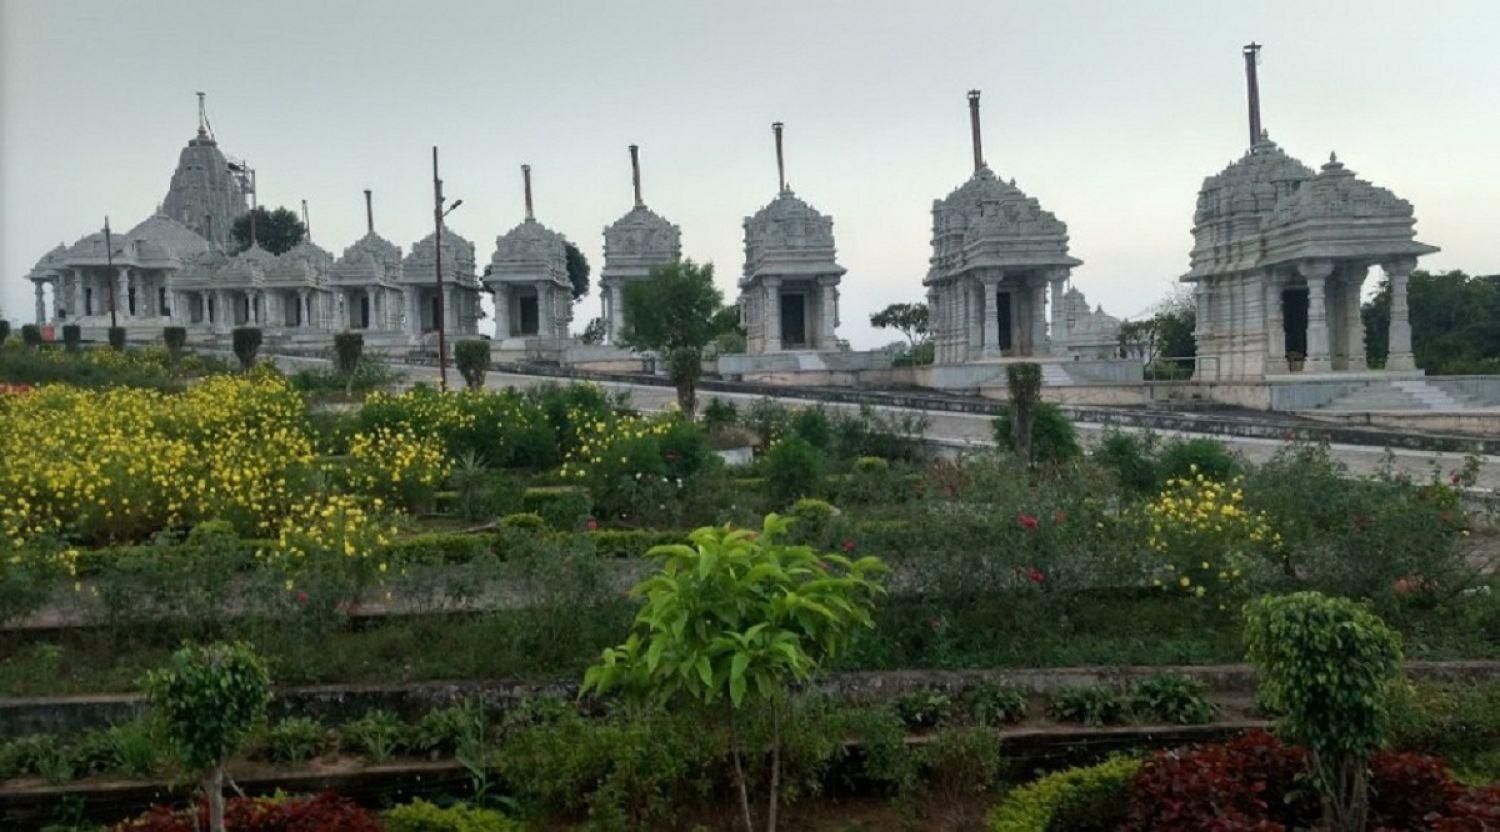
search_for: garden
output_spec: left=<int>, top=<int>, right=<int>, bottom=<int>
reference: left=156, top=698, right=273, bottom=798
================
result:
left=1, top=335, right=1498, bottom=831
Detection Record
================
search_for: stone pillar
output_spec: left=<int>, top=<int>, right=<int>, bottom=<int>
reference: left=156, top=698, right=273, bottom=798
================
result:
left=213, top=290, right=228, bottom=333
left=1383, top=258, right=1417, bottom=371
left=764, top=278, right=782, bottom=352
left=1299, top=259, right=1334, bottom=373
left=115, top=268, right=131, bottom=320
left=1342, top=266, right=1368, bottom=372
left=1264, top=274, right=1285, bottom=372
left=818, top=277, right=839, bottom=350
left=966, top=280, right=982, bottom=355
left=72, top=270, right=85, bottom=319
left=448, top=286, right=460, bottom=335
left=1049, top=272, right=1069, bottom=353
left=980, top=278, right=1000, bottom=358
left=491, top=287, right=508, bottom=340
left=1030, top=276, right=1050, bottom=356
left=33, top=282, right=46, bottom=325
left=609, top=283, right=626, bottom=344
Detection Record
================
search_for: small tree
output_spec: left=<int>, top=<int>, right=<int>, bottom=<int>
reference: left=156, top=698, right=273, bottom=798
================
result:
left=163, top=326, right=187, bottom=368
left=334, top=332, right=364, bottom=395
left=232, top=327, right=262, bottom=370
left=1243, top=592, right=1403, bottom=832
left=144, top=642, right=271, bottom=832
left=62, top=325, right=82, bottom=353
left=21, top=324, right=43, bottom=348
left=108, top=326, right=127, bottom=352
left=0, top=320, right=9, bottom=347
left=580, top=316, right=607, bottom=345
left=869, top=302, right=929, bottom=347
left=564, top=242, right=591, bottom=300
left=583, top=516, right=888, bottom=832
left=454, top=339, right=490, bottom=390
left=230, top=206, right=306, bottom=255
left=1005, top=363, right=1043, bottom=464
left=619, top=259, right=734, bottom=418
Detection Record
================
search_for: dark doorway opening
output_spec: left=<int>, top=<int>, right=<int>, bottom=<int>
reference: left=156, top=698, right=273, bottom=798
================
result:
left=85, top=288, right=94, bottom=315
left=357, top=296, right=371, bottom=330
left=1282, top=288, right=1308, bottom=365
left=996, top=291, right=1013, bottom=351
left=780, top=292, right=806, bottom=347
left=159, top=288, right=168, bottom=318
left=128, top=288, right=137, bottom=316
left=519, top=296, right=540, bottom=336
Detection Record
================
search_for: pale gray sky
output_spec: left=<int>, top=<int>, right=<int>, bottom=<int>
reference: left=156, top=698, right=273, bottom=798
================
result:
left=3, top=0, right=1497, bottom=346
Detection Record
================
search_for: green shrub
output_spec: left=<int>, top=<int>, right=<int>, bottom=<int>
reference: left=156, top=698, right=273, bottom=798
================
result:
left=253, top=716, right=333, bottom=763
left=407, top=701, right=487, bottom=759
left=764, top=435, right=825, bottom=506
left=1047, top=684, right=1125, bottom=727
left=986, top=756, right=1141, bottom=832
left=702, top=397, right=738, bottom=432
left=385, top=798, right=523, bottom=832
left=1157, top=437, right=1239, bottom=483
left=162, top=326, right=186, bottom=365
left=915, top=726, right=1004, bottom=797
left=381, top=533, right=496, bottom=566
left=854, top=456, right=890, bottom=475
left=498, top=512, right=547, bottom=531
left=72, top=719, right=163, bottom=779
left=231, top=327, right=262, bottom=370
left=1090, top=430, right=1158, bottom=494
left=63, top=324, right=82, bottom=353
left=0, top=320, right=8, bottom=347
left=790, top=406, right=833, bottom=450
left=334, top=332, right=364, bottom=391
left=454, top=340, right=490, bottom=391
left=587, top=529, right=687, bottom=559
left=1129, top=673, right=1216, bottom=725
left=340, top=710, right=405, bottom=763
left=994, top=403, right=1081, bottom=465
left=108, top=326, right=127, bottom=351
left=1388, top=680, right=1500, bottom=780
left=0, top=733, right=74, bottom=783
left=521, top=488, right=591, bottom=530
left=964, top=681, right=1029, bottom=727
left=20, top=324, right=42, bottom=348
left=451, top=453, right=522, bottom=522
left=894, top=690, right=955, bottom=729
left=787, top=497, right=839, bottom=547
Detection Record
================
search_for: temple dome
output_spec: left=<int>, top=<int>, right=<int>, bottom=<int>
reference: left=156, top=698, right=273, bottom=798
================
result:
left=1258, top=154, right=1438, bottom=266
left=404, top=224, right=478, bottom=287
left=122, top=214, right=213, bottom=263
left=926, top=167, right=1078, bottom=283
left=741, top=190, right=841, bottom=284
left=1185, top=136, right=1315, bottom=277
left=487, top=218, right=569, bottom=287
left=333, top=232, right=403, bottom=283
left=267, top=240, right=334, bottom=285
left=27, top=245, right=68, bottom=279
left=603, top=205, right=680, bottom=266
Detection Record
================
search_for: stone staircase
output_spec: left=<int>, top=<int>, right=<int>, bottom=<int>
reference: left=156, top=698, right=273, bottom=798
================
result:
left=1316, top=379, right=1485, bottom=412
left=1040, top=363, right=1076, bottom=386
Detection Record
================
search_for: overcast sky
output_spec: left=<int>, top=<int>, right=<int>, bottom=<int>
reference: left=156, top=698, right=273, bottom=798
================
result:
left=3, top=0, right=1497, bottom=347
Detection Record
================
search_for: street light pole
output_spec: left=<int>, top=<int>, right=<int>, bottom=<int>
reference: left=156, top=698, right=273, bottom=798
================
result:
left=432, top=147, right=448, bottom=391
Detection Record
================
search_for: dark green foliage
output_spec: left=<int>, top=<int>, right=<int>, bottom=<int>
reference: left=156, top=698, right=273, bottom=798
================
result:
left=231, top=206, right=306, bottom=255
left=498, top=512, right=547, bottom=531
left=619, top=259, right=734, bottom=417
left=701, top=397, right=739, bottom=432
left=252, top=716, right=333, bottom=763
left=963, top=681, right=1028, bottom=726
left=987, top=756, right=1140, bottom=832
left=1157, top=437, right=1239, bottom=483
left=764, top=435, right=825, bottom=506
left=289, top=356, right=400, bottom=396
left=1363, top=270, right=1500, bottom=374
left=63, top=324, right=82, bottom=352
left=20, top=324, right=42, bottom=348
left=994, top=403, right=1081, bottom=465
left=1387, top=680, right=1500, bottom=780
left=891, top=339, right=935, bottom=367
left=0, top=733, right=75, bottom=783
left=789, top=406, right=833, bottom=450
left=385, top=798, right=523, bottom=832
left=162, top=326, right=186, bottom=365
left=869, top=302, right=929, bottom=346
left=1129, top=672, right=1216, bottom=724
left=913, top=726, right=1004, bottom=800
left=1090, top=430, right=1159, bottom=494
left=894, top=690, right=955, bottom=729
left=231, top=327, right=262, bottom=370
left=72, top=719, right=163, bottom=779
left=333, top=332, right=364, bottom=389
left=454, top=340, right=490, bottom=390
left=521, top=488, right=592, bottom=530
left=564, top=241, right=591, bottom=300
left=143, top=641, right=271, bottom=774
left=1005, top=363, right=1043, bottom=465
left=108, top=327, right=128, bottom=352
left=406, top=701, right=486, bottom=759
left=580, top=316, right=606, bottom=344
left=451, top=454, right=522, bottom=522
left=1047, top=684, right=1125, bottom=727
left=0, top=320, right=8, bottom=346
left=339, top=709, right=404, bottom=763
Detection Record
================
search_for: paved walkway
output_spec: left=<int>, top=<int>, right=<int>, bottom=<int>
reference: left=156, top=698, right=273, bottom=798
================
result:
left=267, top=353, right=1500, bottom=493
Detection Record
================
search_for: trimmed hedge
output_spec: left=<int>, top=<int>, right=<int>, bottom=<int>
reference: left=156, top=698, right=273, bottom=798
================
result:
left=987, top=756, right=1141, bottom=831
left=385, top=798, right=522, bottom=832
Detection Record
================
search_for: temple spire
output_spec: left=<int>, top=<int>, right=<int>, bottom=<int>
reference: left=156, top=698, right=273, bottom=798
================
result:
left=363, top=189, right=374, bottom=234
left=195, top=91, right=207, bottom=137
left=1243, top=42, right=1263, bottom=148
left=968, top=90, right=985, bottom=173
left=629, top=145, right=643, bottom=208
left=301, top=199, right=311, bottom=241
left=522, top=164, right=534, bottom=220
left=772, top=122, right=787, bottom=194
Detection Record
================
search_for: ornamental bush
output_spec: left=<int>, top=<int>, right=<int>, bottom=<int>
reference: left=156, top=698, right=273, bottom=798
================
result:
left=963, top=681, right=1028, bottom=727
left=0, top=319, right=9, bottom=346
left=143, top=642, right=271, bottom=832
left=764, top=435, right=826, bottom=506
left=1129, top=672, right=1216, bottom=725
left=108, top=326, right=127, bottom=351
left=987, top=756, right=1140, bottom=832
left=1243, top=591, right=1404, bottom=832
left=20, top=324, right=42, bottom=348
left=333, top=331, right=363, bottom=393
left=994, top=403, right=1081, bottom=465
left=162, top=326, right=186, bottom=366
left=384, top=798, right=523, bottom=832
left=1134, top=471, right=1281, bottom=607
left=110, top=792, right=380, bottom=832
left=454, top=339, right=490, bottom=391
left=62, top=324, right=82, bottom=352
left=346, top=425, right=452, bottom=512
left=232, top=327, right=262, bottom=370
left=1047, top=684, right=1125, bottom=727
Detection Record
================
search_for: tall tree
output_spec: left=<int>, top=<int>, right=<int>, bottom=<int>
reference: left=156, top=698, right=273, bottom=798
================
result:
left=620, top=259, right=735, bottom=417
left=1362, top=270, right=1500, bottom=374
left=564, top=242, right=591, bottom=300
left=869, top=302, right=929, bottom=346
left=230, top=206, right=305, bottom=255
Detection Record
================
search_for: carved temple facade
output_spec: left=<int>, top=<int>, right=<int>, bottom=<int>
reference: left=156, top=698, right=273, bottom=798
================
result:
left=599, top=145, right=680, bottom=345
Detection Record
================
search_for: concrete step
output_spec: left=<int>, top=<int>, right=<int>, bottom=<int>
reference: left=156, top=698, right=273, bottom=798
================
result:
left=1318, top=380, right=1487, bottom=412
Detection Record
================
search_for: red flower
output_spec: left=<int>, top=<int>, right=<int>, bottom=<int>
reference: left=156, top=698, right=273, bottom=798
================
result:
left=1017, top=513, right=1039, bottom=530
left=841, top=538, right=856, bottom=553
left=1028, top=567, right=1045, bottom=584
left=585, top=517, right=598, bottom=531
left=1054, top=510, right=1066, bottom=525
left=296, top=591, right=309, bottom=604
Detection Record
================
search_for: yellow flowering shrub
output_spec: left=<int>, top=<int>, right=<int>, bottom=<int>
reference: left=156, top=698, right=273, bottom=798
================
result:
left=263, top=495, right=398, bottom=569
left=358, top=387, right=559, bottom=469
left=347, top=426, right=451, bottom=511
left=0, top=373, right=315, bottom=545
left=556, top=413, right=676, bottom=482
left=1135, top=468, right=1283, bottom=606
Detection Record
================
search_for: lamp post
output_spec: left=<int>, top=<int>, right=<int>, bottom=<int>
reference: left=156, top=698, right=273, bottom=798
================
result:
left=431, top=146, right=463, bottom=392
left=104, top=216, right=118, bottom=329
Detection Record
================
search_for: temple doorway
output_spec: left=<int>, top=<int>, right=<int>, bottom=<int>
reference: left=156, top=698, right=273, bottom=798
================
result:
left=995, top=290, right=1013, bottom=351
left=518, top=296, right=539, bottom=335
left=780, top=292, right=806, bottom=347
left=1282, top=288, right=1308, bottom=367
